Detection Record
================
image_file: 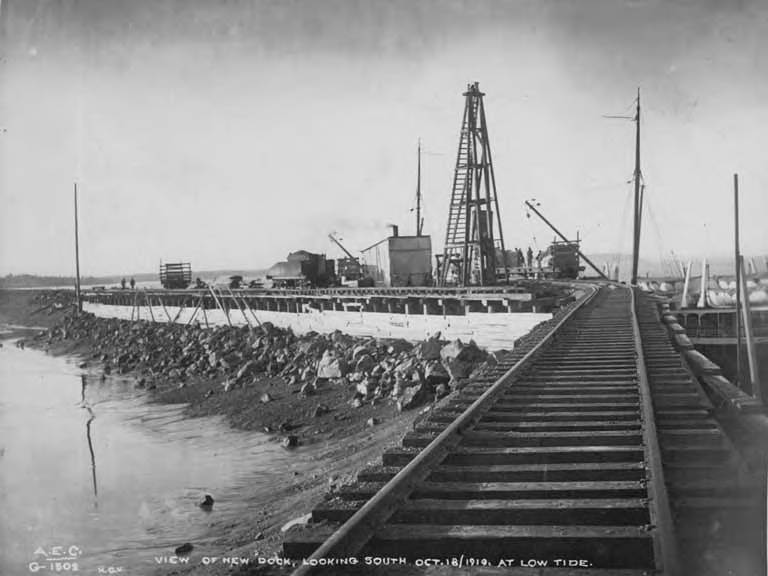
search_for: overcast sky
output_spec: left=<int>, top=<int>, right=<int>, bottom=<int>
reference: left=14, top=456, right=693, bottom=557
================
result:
left=1, top=0, right=766, bottom=277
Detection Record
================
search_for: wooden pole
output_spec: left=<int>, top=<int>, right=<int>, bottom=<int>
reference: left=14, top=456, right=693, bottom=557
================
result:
left=159, top=296, right=173, bottom=323
left=734, top=174, right=742, bottom=389
left=631, top=89, right=642, bottom=286
left=144, top=290, right=156, bottom=323
left=186, top=296, right=201, bottom=326
left=681, top=261, right=692, bottom=308
left=74, top=183, right=82, bottom=314
left=227, top=287, right=252, bottom=328
left=200, top=295, right=209, bottom=328
left=739, top=256, right=762, bottom=403
left=171, top=299, right=186, bottom=323
left=208, top=286, right=231, bottom=327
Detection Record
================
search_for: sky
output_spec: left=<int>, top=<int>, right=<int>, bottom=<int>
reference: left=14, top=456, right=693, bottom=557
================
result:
left=1, top=0, right=767, bottom=277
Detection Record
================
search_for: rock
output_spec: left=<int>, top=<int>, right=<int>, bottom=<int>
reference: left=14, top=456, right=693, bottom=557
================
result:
left=366, top=417, right=379, bottom=427
left=175, top=543, right=194, bottom=555
left=280, top=513, right=312, bottom=533
left=354, top=353, right=376, bottom=374
left=282, top=435, right=299, bottom=448
left=300, top=380, right=316, bottom=396
left=445, top=359, right=474, bottom=380
left=440, top=339, right=487, bottom=364
left=317, top=351, right=346, bottom=379
left=397, top=382, right=431, bottom=411
left=349, top=396, right=363, bottom=409
left=351, top=344, right=370, bottom=362
left=199, top=494, right=214, bottom=510
left=390, top=377, right=405, bottom=398
left=312, top=404, right=329, bottom=418
left=222, top=379, right=234, bottom=392
left=416, top=336, right=442, bottom=361
left=386, top=339, right=413, bottom=355
left=434, top=383, right=449, bottom=400
left=424, top=362, right=450, bottom=385
left=236, top=360, right=258, bottom=381
left=78, top=361, right=88, bottom=369
left=260, top=392, right=273, bottom=403
left=254, top=532, right=264, bottom=541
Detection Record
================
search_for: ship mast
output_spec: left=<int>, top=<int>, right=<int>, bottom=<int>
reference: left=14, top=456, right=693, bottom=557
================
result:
left=631, top=89, right=642, bottom=285
left=416, top=139, right=423, bottom=236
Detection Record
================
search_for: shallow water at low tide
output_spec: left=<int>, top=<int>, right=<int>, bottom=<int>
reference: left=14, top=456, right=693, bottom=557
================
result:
left=0, top=338, right=306, bottom=575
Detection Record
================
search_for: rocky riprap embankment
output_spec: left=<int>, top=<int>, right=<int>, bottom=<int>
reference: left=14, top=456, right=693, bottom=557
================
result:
left=34, top=313, right=509, bottom=413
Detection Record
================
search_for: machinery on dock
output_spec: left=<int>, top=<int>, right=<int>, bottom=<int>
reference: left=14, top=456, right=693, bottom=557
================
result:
left=159, top=262, right=192, bottom=289
left=266, top=250, right=336, bottom=288
left=439, top=82, right=508, bottom=287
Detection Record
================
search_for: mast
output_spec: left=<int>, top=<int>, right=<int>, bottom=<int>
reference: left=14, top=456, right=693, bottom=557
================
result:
left=734, top=174, right=742, bottom=388
left=74, top=182, right=82, bottom=314
left=631, top=89, right=642, bottom=285
left=416, top=139, right=422, bottom=236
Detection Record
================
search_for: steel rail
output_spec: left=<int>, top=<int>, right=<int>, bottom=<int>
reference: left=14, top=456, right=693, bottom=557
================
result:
left=290, top=284, right=599, bottom=576
left=630, top=286, right=681, bottom=575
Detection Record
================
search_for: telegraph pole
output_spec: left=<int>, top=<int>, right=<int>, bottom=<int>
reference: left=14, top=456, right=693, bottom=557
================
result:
left=631, top=89, right=642, bottom=285
left=74, top=183, right=82, bottom=314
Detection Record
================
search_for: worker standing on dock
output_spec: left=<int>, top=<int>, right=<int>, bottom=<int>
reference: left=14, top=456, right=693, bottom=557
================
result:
left=121, top=278, right=126, bottom=290
left=129, top=277, right=135, bottom=290
left=526, top=246, right=533, bottom=269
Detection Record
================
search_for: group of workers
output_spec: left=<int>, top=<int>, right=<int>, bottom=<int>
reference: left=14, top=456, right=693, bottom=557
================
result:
left=511, top=246, right=544, bottom=269
left=120, top=277, right=136, bottom=290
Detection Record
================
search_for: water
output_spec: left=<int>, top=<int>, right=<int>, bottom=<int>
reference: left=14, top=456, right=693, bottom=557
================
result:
left=0, top=340, right=303, bottom=574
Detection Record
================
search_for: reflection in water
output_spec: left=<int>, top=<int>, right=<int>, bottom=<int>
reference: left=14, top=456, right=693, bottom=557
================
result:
left=81, top=374, right=99, bottom=505
left=0, top=340, right=318, bottom=575
left=85, top=408, right=98, bottom=505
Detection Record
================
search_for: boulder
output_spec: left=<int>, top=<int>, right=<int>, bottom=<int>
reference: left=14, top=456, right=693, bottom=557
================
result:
left=300, top=380, right=316, bottom=396
left=236, top=360, right=258, bottom=381
left=282, top=435, right=299, bottom=448
left=383, top=338, right=413, bottom=356
left=260, top=392, right=273, bottom=403
left=351, top=344, right=371, bottom=362
left=312, top=404, right=329, bottom=418
left=397, top=382, right=431, bottom=411
left=445, top=359, right=474, bottom=380
left=440, top=339, right=487, bottom=364
left=175, top=543, right=194, bottom=555
left=424, top=361, right=450, bottom=385
left=416, top=337, right=443, bottom=361
left=354, top=354, right=376, bottom=374
left=317, top=351, right=347, bottom=379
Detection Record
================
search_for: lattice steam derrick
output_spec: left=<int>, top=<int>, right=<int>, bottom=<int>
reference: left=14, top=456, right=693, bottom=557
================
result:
left=439, top=82, right=507, bottom=286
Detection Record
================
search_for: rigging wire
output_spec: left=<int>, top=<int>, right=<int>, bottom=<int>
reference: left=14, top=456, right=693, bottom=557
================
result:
left=644, top=190, right=676, bottom=278
left=612, top=184, right=634, bottom=278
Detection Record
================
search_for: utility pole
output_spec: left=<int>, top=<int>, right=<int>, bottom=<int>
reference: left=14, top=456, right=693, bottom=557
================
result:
left=416, top=139, right=422, bottom=236
left=74, top=182, right=82, bottom=314
left=631, top=89, right=642, bottom=286
left=734, top=174, right=742, bottom=389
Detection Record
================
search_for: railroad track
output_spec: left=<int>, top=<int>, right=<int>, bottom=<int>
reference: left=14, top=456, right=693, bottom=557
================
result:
left=283, top=286, right=684, bottom=574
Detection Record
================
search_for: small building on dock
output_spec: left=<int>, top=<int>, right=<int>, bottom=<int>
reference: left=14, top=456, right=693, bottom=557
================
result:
left=361, top=231, right=432, bottom=287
